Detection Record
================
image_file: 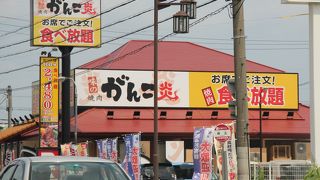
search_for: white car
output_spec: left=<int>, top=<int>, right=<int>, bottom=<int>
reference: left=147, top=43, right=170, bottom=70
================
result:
left=0, top=156, right=131, bottom=180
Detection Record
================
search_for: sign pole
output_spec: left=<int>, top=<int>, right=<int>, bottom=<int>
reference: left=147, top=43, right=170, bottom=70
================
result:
left=222, top=143, right=228, bottom=180
left=59, top=46, right=73, bottom=144
left=282, top=0, right=320, bottom=165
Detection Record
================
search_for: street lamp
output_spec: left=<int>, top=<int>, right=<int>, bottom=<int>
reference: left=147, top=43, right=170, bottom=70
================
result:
left=154, top=0, right=196, bottom=179
left=259, top=88, right=267, bottom=162
left=59, top=76, right=78, bottom=144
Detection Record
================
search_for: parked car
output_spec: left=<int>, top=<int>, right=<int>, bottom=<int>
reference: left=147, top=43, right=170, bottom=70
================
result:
left=0, top=156, right=131, bottom=180
left=172, top=163, right=219, bottom=180
left=141, top=163, right=177, bottom=180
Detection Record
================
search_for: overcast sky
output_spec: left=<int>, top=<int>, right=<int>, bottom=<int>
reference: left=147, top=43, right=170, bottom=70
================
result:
left=0, top=0, right=309, bottom=122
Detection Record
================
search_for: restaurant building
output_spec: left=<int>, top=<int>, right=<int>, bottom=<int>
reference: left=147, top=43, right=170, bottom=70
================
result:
left=0, top=40, right=310, bottom=164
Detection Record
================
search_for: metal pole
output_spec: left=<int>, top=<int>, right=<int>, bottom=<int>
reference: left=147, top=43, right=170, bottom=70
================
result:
left=222, top=145, right=228, bottom=180
left=74, top=80, right=78, bottom=144
left=259, top=96, right=262, bottom=162
left=59, top=46, right=73, bottom=144
left=7, top=86, right=12, bottom=127
left=153, top=0, right=159, bottom=179
left=232, top=0, right=250, bottom=179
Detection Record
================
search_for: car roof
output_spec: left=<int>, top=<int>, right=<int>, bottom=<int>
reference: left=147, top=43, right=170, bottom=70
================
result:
left=17, top=156, right=115, bottom=163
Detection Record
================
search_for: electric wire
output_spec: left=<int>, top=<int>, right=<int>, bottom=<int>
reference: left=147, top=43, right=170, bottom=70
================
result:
left=0, top=0, right=95, bottom=39
left=0, top=0, right=136, bottom=50
left=0, top=0, right=145, bottom=60
left=2, top=0, right=225, bottom=93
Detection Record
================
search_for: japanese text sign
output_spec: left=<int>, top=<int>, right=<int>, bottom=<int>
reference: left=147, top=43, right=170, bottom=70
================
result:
left=75, top=69, right=298, bottom=109
left=32, top=0, right=101, bottom=47
left=75, top=69, right=189, bottom=107
left=39, top=57, right=59, bottom=148
left=122, top=134, right=140, bottom=180
left=214, top=124, right=231, bottom=143
left=40, top=57, right=59, bottom=123
left=190, top=72, right=298, bottom=109
left=193, top=127, right=214, bottom=180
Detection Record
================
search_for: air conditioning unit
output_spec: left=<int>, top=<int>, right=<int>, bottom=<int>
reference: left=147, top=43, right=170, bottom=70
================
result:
left=294, top=142, right=308, bottom=160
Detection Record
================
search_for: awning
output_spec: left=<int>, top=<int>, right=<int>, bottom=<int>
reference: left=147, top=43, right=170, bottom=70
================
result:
left=0, top=122, right=38, bottom=143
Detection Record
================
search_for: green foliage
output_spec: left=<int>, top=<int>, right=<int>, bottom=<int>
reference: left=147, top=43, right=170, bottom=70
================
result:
left=256, top=166, right=265, bottom=180
left=304, top=164, right=320, bottom=180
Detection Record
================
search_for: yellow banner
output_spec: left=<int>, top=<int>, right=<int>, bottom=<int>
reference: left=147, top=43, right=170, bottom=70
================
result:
left=32, top=0, right=101, bottom=47
left=40, top=57, right=59, bottom=123
left=189, top=72, right=298, bottom=109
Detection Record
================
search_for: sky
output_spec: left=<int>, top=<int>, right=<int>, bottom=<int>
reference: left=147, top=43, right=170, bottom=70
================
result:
left=0, top=0, right=309, bottom=123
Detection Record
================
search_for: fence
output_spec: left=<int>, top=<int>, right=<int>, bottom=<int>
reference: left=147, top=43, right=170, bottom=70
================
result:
left=250, top=160, right=312, bottom=180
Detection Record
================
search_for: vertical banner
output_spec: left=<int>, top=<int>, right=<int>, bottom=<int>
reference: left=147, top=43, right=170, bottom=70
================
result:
left=122, top=134, right=141, bottom=180
left=192, top=127, right=214, bottom=180
left=77, top=142, right=89, bottom=156
left=107, top=138, right=118, bottom=162
left=4, top=144, right=13, bottom=167
left=0, top=144, right=3, bottom=169
left=39, top=57, right=59, bottom=148
left=214, top=123, right=238, bottom=180
left=60, top=143, right=71, bottom=156
left=96, top=139, right=103, bottom=158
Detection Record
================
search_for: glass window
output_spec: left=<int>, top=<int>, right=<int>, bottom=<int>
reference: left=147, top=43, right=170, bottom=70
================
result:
left=1, top=165, right=16, bottom=180
left=30, top=162, right=130, bottom=180
left=12, top=163, right=24, bottom=180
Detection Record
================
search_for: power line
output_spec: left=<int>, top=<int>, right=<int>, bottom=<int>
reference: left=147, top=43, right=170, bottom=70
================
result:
left=0, top=0, right=136, bottom=50
left=0, top=0, right=140, bottom=61
left=0, top=15, right=28, bottom=22
left=1, top=0, right=224, bottom=92
left=0, top=64, right=38, bottom=75
left=0, top=0, right=94, bottom=39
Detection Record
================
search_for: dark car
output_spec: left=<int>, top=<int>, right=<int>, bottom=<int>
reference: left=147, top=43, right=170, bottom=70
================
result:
left=172, top=163, right=219, bottom=180
left=141, top=163, right=177, bottom=180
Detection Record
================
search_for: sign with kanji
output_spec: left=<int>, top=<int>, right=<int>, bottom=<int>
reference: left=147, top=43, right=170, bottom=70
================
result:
left=75, top=69, right=189, bottom=107
left=39, top=57, right=59, bottom=148
left=74, top=69, right=298, bottom=109
left=31, top=0, right=101, bottom=47
left=190, top=72, right=298, bottom=109
left=214, top=124, right=231, bottom=143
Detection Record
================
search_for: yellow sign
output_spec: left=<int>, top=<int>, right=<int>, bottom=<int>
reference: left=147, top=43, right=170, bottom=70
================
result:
left=32, top=0, right=101, bottom=47
left=40, top=57, right=59, bottom=123
left=189, top=72, right=298, bottom=109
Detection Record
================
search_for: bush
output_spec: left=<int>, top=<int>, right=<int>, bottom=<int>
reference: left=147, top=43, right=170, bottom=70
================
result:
left=304, top=165, right=320, bottom=180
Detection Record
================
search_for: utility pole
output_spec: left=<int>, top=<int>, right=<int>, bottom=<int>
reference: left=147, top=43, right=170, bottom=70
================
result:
left=232, top=0, right=250, bottom=179
left=6, top=86, right=12, bottom=127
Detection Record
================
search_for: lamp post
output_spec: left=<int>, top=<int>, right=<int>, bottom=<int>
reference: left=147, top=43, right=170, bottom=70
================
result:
left=153, top=0, right=196, bottom=179
left=59, top=76, right=78, bottom=144
left=259, top=88, right=267, bottom=162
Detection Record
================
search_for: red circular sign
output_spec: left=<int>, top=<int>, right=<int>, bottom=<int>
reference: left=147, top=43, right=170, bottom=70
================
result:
left=214, top=124, right=231, bottom=143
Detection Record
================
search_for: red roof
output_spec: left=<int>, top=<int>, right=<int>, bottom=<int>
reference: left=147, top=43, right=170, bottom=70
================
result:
left=73, top=40, right=308, bottom=138
left=80, top=40, right=284, bottom=73
left=71, top=104, right=309, bottom=138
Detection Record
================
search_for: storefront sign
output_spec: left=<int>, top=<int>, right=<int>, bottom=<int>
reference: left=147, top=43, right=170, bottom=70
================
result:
left=32, top=0, right=101, bottom=47
left=39, top=57, right=59, bottom=148
left=75, top=69, right=299, bottom=109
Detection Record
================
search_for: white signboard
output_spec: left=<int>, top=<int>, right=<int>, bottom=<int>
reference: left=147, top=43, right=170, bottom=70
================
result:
left=75, top=69, right=189, bottom=107
left=166, top=141, right=184, bottom=163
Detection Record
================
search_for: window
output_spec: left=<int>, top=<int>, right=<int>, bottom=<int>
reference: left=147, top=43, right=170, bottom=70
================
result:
left=1, top=165, right=16, bottom=180
left=272, top=145, right=291, bottom=160
left=12, top=163, right=24, bottom=180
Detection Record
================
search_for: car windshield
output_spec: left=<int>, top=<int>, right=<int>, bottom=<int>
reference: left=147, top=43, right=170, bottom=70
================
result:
left=30, top=162, right=130, bottom=180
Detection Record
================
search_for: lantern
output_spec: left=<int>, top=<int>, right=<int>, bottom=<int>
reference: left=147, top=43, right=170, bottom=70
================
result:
left=180, top=0, right=197, bottom=19
left=173, top=11, right=189, bottom=33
